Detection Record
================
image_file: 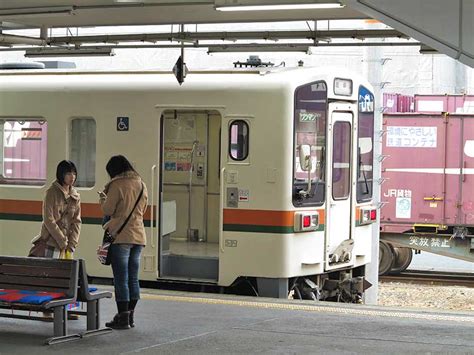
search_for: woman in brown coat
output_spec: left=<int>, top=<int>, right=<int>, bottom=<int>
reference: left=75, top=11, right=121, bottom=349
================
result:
left=30, top=160, right=81, bottom=258
left=99, top=155, right=148, bottom=330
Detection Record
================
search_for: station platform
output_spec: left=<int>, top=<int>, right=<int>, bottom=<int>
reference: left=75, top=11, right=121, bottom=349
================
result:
left=1, top=287, right=473, bottom=354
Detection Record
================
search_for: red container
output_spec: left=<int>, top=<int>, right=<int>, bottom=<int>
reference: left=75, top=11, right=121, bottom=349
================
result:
left=383, top=93, right=399, bottom=113
left=414, top=94, right=474, bottom=113
left=380, top=112, right=474, bottom=233
left=397, top=94, right=414, bottom=113
left=383, top=93, right=415, bottom=113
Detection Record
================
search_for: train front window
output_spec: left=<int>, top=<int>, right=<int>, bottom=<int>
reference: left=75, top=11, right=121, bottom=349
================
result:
left=293, top=81, right=327, bottom=207
left=0, top=119, right=47, bottom=186
left=357, top=86, right=375, bottom=202
left=332, top=121, right=351, bottom=200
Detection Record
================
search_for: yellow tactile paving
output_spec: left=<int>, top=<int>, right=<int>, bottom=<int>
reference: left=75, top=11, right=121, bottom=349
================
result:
left=141, top=293, right=474, bottom=324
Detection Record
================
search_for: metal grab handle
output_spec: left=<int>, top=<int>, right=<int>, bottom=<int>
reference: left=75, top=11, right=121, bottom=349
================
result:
left=150, top=164, right=157, bottom=248
left=219, top=167, right=226, bottom=253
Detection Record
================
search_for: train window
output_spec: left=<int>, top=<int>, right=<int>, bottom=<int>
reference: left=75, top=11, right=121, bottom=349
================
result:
left=229, top=120, right=249, bottom=161
left=0, top=119, right=47, bottom=186
left=357, top=86, right=374, bottom=202
left=293, top=81, right=327, bottom=207
left=70, top=118, right=96, bottom=187
left=332, top=121, right=351, bottom=200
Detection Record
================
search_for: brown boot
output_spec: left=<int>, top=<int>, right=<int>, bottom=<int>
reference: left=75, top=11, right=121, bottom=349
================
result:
left=105, top=312, right=130, bottom=330
left=129, top=310, right=135, bottom=328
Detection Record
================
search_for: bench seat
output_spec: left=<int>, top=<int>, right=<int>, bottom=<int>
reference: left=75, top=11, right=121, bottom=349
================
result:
left=0, top=289, right=66, bottom=305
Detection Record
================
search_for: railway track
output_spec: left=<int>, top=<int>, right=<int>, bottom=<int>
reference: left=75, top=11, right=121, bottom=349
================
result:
left=380, top=270, right=474, bottom=287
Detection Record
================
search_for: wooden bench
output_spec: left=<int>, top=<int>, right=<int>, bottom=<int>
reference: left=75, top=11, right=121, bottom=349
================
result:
left=70, top=259, right=112, bottom=337
left=0, top=256, right=80, bottom=345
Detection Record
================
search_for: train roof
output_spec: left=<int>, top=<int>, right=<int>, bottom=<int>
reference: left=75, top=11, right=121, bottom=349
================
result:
left=0, top=66, right=372, bottom=101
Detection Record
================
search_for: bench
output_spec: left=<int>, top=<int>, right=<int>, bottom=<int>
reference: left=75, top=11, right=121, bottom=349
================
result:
left=0, top=256, right=80, bottom=345
left=0, top=257, right=113, bottom=345
left=70, top=259, right=112, bottom=337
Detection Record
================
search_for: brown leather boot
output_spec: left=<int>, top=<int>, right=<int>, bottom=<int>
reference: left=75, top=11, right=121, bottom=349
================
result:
left=129, top=310, right=135, bottom=328
left=105, top=311, right=130, bottom=330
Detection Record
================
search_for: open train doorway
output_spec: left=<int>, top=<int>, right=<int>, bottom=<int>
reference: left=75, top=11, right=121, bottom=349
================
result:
left=159, top=110, right=221, bottom=282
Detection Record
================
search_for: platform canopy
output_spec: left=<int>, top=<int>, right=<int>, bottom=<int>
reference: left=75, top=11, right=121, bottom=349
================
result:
left=0, top=0, right=471, bottom=67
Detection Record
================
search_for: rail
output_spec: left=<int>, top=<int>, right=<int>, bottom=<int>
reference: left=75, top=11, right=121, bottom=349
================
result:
left=380, top=270, right=474, bottom=287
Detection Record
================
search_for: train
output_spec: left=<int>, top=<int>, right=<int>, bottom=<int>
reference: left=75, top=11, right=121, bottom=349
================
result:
left=379, top=95, right=474, bottom=275
left=0, top=66, right=377, bottom=302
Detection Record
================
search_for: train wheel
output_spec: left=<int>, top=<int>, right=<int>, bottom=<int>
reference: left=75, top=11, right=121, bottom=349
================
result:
left=389, top=247, right=413, bottom=274
left=379, top=240, right=395, bottom=276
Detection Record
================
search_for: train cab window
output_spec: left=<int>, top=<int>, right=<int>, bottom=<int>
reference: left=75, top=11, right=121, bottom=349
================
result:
left=332, top=121, right=351, bottom=200
left=70, top=118, right=96, bottom=187
left=229, top=120, right=249, bottom=161
left=357, top=86, right=375, bottom=202
left=293, top=81, right=327, bottom=207
left=0, top=119, right=47, bottom=186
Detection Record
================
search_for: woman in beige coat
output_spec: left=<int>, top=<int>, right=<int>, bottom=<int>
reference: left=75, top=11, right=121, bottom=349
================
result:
left=29, top=160, right=81, bottom=258
left=99, top=155, right=148, bottom=330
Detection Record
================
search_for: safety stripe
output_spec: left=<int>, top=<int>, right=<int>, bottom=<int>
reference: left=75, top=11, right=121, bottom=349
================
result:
left=140, top=293, right=474, bottom=323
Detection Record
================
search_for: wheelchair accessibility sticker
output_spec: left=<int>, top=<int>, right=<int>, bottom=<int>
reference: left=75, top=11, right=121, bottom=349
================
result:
left=117, top=117, right=129, bottom=131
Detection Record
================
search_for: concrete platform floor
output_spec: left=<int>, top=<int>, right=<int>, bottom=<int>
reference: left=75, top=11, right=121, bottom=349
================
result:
left=1, top=287, right=473, bottom=354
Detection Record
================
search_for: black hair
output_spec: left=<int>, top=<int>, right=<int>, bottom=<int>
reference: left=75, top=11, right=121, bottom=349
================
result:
left=56, top=160, right=77, bottom=185
left=106, top=155, right=136, bottom=179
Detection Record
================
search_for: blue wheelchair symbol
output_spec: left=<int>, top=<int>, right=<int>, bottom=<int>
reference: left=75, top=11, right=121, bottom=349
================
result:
left=117, top=117, right=129, bottom=131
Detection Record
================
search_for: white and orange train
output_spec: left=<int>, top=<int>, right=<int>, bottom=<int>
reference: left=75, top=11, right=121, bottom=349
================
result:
left=0, top=66, right=377, bottom=301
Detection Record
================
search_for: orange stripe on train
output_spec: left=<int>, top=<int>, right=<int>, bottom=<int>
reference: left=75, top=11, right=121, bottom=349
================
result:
left=0, top=199, right=153, bottom=220
left=223, top=209, right=325, bottom=227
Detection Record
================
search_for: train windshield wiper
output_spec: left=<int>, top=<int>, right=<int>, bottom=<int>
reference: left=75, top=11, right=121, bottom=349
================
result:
left=359, top=149, right=369, bottom=194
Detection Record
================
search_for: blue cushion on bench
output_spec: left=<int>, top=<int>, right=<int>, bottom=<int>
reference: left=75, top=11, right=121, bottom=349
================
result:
left=0, top=289, right=66, bottom=305
left=88, top=287, right=98, bottom=292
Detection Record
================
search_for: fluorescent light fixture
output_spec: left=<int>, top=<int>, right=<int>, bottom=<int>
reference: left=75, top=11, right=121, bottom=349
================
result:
left=208, top=43, right=309, bottom=53
left=216, top=3, right=344, bottom=11
left=0, top=6, right=74, bottom=19
left=114, top=0, right=210, bottom=3
left=25, top=47, right=115, bottom=58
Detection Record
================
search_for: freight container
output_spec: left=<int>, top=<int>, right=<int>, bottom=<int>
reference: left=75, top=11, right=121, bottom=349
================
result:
left=383, top=93, right=414, bottom=113
left=414, top=94, right=474, bottom=113
left=379, top=112, right=474, bottom=274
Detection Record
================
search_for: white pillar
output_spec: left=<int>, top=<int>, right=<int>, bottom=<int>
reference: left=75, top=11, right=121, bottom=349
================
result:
left=362, top=34, right=383, bottom=305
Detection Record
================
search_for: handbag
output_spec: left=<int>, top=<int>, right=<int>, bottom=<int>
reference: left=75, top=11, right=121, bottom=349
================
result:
left=27, top=235, right=48, bottom=257
left=97, top=183, right=144, bottom=265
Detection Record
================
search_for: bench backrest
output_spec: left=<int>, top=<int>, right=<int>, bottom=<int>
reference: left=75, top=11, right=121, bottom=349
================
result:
left=78, top=259, right=90, bottom=299
left=0, top=256, right=78, bottom=299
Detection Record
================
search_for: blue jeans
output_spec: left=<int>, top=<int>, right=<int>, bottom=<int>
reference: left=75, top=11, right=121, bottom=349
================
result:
left=110, top=244, right=143, bottom=302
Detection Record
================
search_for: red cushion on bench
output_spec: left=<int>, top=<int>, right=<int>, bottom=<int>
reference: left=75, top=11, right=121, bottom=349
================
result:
left=0, top=289, right=66, bottom=305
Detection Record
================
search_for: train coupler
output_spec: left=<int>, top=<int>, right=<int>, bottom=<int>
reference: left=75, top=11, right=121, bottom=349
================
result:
left=322, top=276, right=372, bottom=303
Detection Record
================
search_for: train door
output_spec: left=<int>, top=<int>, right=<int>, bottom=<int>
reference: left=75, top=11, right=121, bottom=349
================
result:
left=159, top=110, right=221, bottom=282
left=325, top=106, right=354, bottom=270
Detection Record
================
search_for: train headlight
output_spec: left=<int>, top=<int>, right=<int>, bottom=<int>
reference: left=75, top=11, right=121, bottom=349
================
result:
left=294, top=211, right=319, bottom=232
left=334, top=78, right=353, bottom=96
left=360, top=207, right=377, bottom=225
